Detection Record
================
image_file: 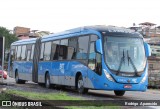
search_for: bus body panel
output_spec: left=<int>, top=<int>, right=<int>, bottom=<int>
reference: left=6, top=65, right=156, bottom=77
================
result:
left=8, top=25, right=149, bottom=93
left=13, top=61, right=33, bottom=81
left=37, top=61, right=95, bottom=88
left=25, top=61, right=33, bottom=81
left=92, top=62, right=148, bottom=91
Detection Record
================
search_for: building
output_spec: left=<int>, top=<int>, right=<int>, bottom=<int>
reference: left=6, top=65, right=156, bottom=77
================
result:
left=13, top=26, right=30, bottom=40
left=13, top=26, right=50, bottom=40
left=148, top=56, right=160, bottom=88
left=139, top=22, right=160, bottom=37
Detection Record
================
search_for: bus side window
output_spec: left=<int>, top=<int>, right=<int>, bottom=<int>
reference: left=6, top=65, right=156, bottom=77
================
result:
left=21, top=45, right=26, bottom=61
left=11, top=50, right=15, bottom=61
left=15, top=46, right=17, bottom=60
left=77, top=36, right=89, bottom=59
left=40, top=43, right=44, bottom=61
left=52, top=40, right=60, bottom=60
left=17, top=46, right=22, bottom=61
left=68, top=37, right=77, bottom=60
left=26, top=44, right=32, bottom=61
left=30, top=45, right=35, bottom=61
left=95, top=53, right=102, bottom=75
left=44, top=42, right=52, bottom=61
left=88, top=42, right=96, bottom=71
left=10, top=46, right=16, bottom=62
left=26, top=50, right=31, bottom=61
left=59, top=39, right=68, bottom=60
left=10, top=49, right=15, bottom=66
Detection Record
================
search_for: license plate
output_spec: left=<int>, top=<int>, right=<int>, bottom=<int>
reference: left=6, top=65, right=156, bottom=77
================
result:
left=124, top=85, right=132, bottom=88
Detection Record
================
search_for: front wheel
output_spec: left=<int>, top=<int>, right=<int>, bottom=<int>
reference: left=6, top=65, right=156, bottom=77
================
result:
left=77, top=75, right=88, bottom=94
left=114, top=90, right=125, bottom=96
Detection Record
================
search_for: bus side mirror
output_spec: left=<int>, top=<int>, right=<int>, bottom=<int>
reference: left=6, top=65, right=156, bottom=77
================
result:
left=144, top=42, right=151, bottom=57
left=96, top=39, right=103, bottom=54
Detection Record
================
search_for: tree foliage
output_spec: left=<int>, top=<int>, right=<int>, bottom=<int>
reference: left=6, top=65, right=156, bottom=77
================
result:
left=0, top=26, right=18, bottom=49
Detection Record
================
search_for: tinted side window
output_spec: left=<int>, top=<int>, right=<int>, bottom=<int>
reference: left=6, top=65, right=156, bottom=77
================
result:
left=11, top=46, right=16, bottom=61
left=52, top=40, right=60, bottom=60
left=17, top=46, right=22, bottom=61
left=77, top=36, right=89, bottom=59
left=90, top=34, right=98, bottom=41
left=44, top=42, right=52, bottom=61
left=15, top=46, right=18, bottom=60
left=30, top=45, right=35, bottom=60
left=68, top=37, right=77, bottom=59
left=88, top=42, right=96, bottom=70
left=95, top=53, right=102, bottom=75
left=21, top=45, right=26, bottom=61
left=26, top=44, right=32, bottom=61
left=59, top=39, right=68, bottom=60
left=40, top=43, right=44, bottom=61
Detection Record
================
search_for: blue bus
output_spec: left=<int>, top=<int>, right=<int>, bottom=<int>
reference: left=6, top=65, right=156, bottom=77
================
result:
left=8, top=25, right=151, bottom=96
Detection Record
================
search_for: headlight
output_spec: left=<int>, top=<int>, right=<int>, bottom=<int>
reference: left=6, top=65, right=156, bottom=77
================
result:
left=140, top=72, right=148, bottom=83
left=104, top=69, right=115, bottom=82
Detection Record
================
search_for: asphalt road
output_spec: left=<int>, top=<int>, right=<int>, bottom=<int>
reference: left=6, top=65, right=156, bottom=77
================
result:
left=2, top=76, right=160, bottom=100
left=1, top=76, right=160, bottom=109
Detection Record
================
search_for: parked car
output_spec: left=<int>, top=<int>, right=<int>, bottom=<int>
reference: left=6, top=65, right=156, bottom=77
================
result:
left=0, top=66, right=7, bottom=79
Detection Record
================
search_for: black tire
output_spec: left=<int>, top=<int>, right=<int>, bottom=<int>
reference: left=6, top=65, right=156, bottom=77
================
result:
left=15, top=72, right=25, bottom=84
left=45, top=73, right=51, bottom=88
left=15, top=72, right=20, bottom=84
left=114, top=90, right=125, bottom=96
left=77, top=75, right=88, bottom=94
left=38, top=83, right=45, bottom=87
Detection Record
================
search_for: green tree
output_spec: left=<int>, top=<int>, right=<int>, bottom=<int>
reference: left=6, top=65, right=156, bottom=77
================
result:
left=0, top=26, right=18, bottom=49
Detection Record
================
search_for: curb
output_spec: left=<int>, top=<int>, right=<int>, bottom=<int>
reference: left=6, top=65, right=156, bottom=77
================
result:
left=0, top=82, right=7, bottom=85
left=0, top=82, right=15, bottom=86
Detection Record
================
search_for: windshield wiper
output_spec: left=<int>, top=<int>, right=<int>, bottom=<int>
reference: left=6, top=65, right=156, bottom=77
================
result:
left=116, top=49, right=125, bottom=75
left=127, top=50, right=139, bottom=76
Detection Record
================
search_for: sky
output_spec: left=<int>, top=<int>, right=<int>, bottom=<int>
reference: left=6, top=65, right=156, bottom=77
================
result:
left=0, top=0, right=160, bottom=33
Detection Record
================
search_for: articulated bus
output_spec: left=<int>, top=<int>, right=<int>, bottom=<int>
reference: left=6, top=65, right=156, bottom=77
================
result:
left=8, top=25, right=151, bottom=96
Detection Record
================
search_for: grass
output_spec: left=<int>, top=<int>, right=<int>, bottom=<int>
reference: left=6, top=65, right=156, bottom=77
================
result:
left=3, top=90, right=121, bottom=109
left=5, top=89, right=81, bottom=100
left=0, top=93, right=11, bottom=100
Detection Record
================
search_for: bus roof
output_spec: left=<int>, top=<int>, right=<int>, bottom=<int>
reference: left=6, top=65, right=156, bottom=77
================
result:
left=11, top=25, right=143, bottom=45
left=85, top=25, right=143, bottom=38
left=42, top=25, right=142, bottom=41
left=11, top=38, right=36, bottom=46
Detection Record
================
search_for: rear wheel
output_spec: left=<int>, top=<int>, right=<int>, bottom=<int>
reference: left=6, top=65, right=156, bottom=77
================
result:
left=45, top=73, right=51, bottom=88
left=15, top=72, right=25, bottom=84
left=114, top=90, right=125, bottom=96
left=38, top=83, right=45, bottom=87
left=15, top=72, right=19, bottom=83
left=77, top=75, right=88, bottom=94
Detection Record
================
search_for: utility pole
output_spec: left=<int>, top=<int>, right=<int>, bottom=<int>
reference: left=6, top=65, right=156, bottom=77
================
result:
left=0, top=36, right=5, bottom=83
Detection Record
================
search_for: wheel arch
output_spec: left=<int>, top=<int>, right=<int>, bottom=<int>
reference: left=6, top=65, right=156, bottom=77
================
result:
left=75, top=72, right=82, bottom=89
left=45, top=70, right=50, bottom=80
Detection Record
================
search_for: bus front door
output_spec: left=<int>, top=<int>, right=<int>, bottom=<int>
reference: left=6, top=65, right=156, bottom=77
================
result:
left=88, top=42, right=96, bottom=88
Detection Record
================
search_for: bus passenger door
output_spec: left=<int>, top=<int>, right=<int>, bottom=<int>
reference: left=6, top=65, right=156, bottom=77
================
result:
left=88, top=35, right=102, bottom=89
left=88, top=42, right=96, bottom=88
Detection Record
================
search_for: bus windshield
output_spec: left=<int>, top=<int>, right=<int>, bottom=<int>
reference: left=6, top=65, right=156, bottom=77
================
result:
left=104, top=36, right=146, bottom=73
